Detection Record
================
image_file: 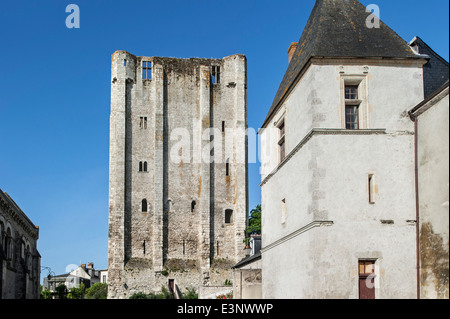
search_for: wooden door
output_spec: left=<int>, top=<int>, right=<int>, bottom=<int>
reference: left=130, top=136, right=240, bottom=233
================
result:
left=359, top=260, right=375, bottom=299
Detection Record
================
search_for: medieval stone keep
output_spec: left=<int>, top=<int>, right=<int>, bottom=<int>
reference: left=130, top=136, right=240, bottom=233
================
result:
left=107, top=51, right=248, bottom=298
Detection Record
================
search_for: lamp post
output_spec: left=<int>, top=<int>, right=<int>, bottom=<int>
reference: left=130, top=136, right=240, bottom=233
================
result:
left=41, top=266, right=55, bottom=291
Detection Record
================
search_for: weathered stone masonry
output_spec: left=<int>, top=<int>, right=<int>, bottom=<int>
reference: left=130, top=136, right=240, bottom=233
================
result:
left=108, top=51, right=248, bottom=298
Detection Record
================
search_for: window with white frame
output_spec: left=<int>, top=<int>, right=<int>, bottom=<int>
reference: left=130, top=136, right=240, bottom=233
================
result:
left=341, top=75, right=368, bottom=129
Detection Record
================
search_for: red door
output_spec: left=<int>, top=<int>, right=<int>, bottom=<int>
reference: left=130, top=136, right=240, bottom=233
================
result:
left=359, top=261, right=376, bottom=299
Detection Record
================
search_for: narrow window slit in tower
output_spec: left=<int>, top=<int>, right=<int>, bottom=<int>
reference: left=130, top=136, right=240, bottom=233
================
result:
left=142, top=199, right=147, bottom=212
left=226, top=159, right=230, bottom=177
left=368, top=174, right=375, bottom=204
left=183, top=240, right=185, bottom=255
left=143, top=240, right=146, bottom=255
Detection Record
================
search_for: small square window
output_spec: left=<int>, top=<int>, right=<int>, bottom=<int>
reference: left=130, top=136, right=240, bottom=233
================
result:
left=359, top=260, right=375, bottom=275
left=345, top=85, right=359, bottom=100
left=139, top=116, right=148, bottom=129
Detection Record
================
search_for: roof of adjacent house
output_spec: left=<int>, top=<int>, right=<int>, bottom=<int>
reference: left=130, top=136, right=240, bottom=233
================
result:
left=409, top=80, right=449, bottom=119
left=409, top=36, right=449, bottom=99
left=262, top=0, right=425, bottom=128
left=232, top=251, right=262, bottom=269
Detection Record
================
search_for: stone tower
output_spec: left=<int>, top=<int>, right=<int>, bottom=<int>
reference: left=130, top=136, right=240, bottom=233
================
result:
left=108, top=51, right=248, bottom=298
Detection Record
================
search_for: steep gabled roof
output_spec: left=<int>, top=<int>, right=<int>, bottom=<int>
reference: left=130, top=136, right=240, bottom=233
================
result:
left=262, top=0, right=424, bottom=127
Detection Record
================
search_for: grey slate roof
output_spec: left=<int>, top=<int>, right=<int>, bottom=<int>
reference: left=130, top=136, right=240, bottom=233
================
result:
left=262, top=0, right=424, bottom=127
left=410, top=36, right=449, bottom=99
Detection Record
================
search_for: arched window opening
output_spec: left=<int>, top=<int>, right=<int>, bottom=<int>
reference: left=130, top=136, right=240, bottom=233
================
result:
left=191, top=200, right=196, bottom=212
left=6, top=227, right=12, bottom=260
left=0, top=222, right=4, bottom=251
left=139, top=161, right=143, bottom=172
left=144, top=161, right=148, bottom=172
left=142, top=199, right=148, bottom=212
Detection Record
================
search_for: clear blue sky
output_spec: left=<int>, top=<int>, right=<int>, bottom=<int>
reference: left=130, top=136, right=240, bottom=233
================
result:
left=0, top=0, right=448, bottom=278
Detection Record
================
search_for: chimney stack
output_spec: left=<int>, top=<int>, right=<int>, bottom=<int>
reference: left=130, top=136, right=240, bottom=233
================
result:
left=81, top=264, right=86, bottom=270
left=288, top=42, right=298, bottom=64
left=87, top=262, right=94, bottom=269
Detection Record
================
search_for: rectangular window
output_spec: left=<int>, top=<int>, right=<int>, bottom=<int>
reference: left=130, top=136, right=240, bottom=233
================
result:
left=211, top=65, right=220, bottom=84
left=344, top=84, right=361, bottom=130
left=278, top=121, right=286, bottom=162
left=345, top=105, right=359, bottom=130
left=225, top=209, right=233, bottom=224
left=142, top=61, right=152, bottom=80
left=222, top=121, right=225, bottom=132
left=139, top=117, right=148, bottom=129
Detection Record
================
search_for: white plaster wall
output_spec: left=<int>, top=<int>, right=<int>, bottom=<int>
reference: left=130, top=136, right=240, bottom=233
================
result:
left=416, top=91, right=449, bottom=299
left=417, top=92, right=449, bottom=235
left=260, top=60, right=424, bottom=299
left=260, top=61, right=423, bottom=178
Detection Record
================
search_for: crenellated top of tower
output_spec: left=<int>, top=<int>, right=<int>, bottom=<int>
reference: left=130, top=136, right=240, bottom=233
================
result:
left=111, top=50, right=245, bottom=84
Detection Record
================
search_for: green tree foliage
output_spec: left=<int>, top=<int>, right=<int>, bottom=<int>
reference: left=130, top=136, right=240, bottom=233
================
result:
left=55, top=284, right=68, bottom=299
left=85, top=283, right=108, bottom=299
left=129, top=286, right=173, bottom=299
left=246, top=204, right=261, bottom=236
left=40, top=285, right=52, bottom=299
left=181, top=287, right=198, bottom=299
left=68, top=282, right=86, bottom=299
